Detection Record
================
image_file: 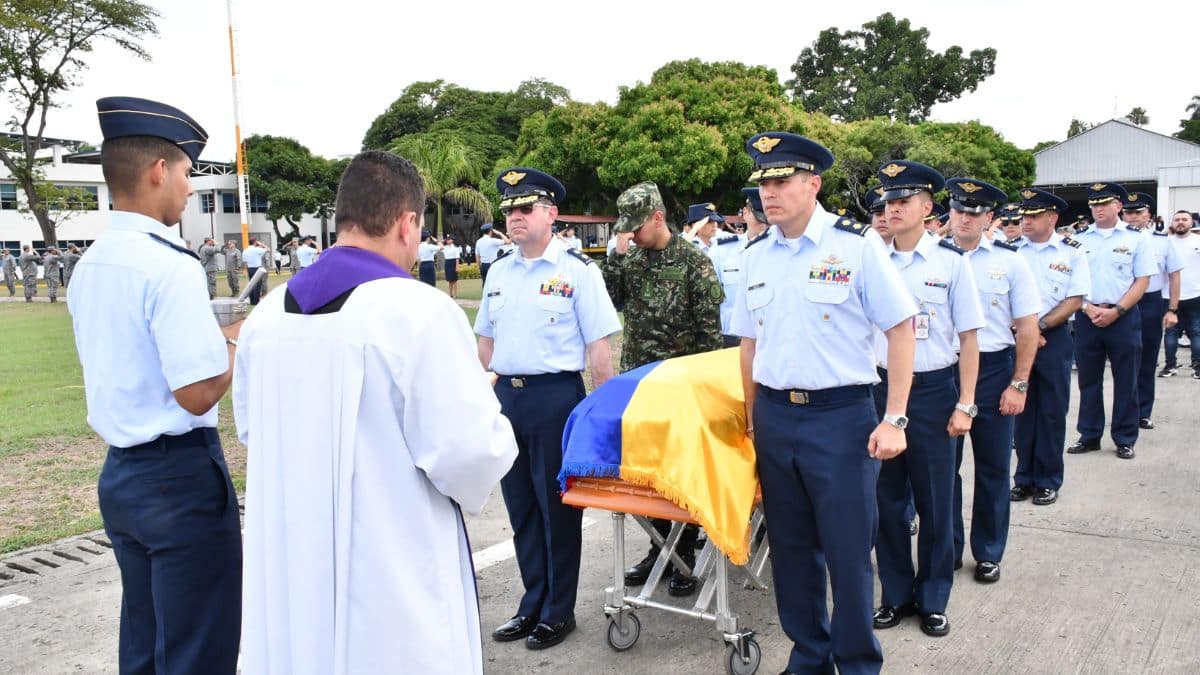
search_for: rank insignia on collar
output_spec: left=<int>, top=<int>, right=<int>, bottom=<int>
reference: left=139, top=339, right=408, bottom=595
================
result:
left=500, top=171, right=526, bottom=186
left=881, top=163, right=906, bottom=177
left=1091, top=183, right=1107, bottom=191
left=1021, top=189, right=1037, bottom=199
left=752, top=136, right=781, bottom=153
left=960, top=182, right=982, bottom=193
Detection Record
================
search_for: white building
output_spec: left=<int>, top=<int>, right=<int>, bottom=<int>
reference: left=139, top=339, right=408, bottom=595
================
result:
left=1, top=135, right=325, bottom=268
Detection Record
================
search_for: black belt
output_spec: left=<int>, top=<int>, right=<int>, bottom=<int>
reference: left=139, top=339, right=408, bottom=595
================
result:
left=980, top=346, right=1014, bottom=365
left=120, top=427, right=217, bottom=452
left=495, top=371, right=583, bottom=389
left=877, top=365, right=955, bottom=385
left=758, top=383, right=871, bottom=406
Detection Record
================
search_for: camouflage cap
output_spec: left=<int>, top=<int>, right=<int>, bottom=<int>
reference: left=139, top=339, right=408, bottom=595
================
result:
left=615, top=182, right=665, bottom=233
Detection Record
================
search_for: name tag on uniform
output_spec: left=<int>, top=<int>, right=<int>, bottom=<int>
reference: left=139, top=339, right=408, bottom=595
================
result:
left=487, top=290, right=501, bottom=297
left=914, top=312, right=931, bottom=340
left=657, top=268, right=685, bottom=282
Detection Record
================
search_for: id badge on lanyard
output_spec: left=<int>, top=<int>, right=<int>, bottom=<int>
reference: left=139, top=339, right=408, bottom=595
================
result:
left=914, top=308, right=931, bottom=340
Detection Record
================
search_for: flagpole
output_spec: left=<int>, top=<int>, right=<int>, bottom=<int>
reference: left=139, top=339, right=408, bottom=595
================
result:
left=226, top=0, right=251, bottom=248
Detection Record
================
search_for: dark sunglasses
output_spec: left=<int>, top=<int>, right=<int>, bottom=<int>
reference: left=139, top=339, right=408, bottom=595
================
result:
left=500, top=203, right=551, bottom=217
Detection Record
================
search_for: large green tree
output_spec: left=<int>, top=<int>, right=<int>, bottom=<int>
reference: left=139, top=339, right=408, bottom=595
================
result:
left=389, top=133, right=490, bottom=239
left=787, top=13, right=997, bottom=123
left=1175, top=95, right=1200, bottom=144
left=243, top=135, right=332, bottom=240
left=0, top=0, right=158, bottom=247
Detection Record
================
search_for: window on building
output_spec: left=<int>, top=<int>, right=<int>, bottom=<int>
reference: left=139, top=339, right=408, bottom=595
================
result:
left=249, top=194, right=268, bottom=214
left=222, top=191, right=237, bottom=214
left=200, top=192, right=215, bottom=214
left=0, top=184, right=17, bottom=210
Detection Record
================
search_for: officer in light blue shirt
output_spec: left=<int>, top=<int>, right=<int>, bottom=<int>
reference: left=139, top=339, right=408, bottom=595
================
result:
left=713, top=189, right=770, bottom=347
left=871, top=160, right=985, bottom=639
left=732, top=132, right=917, bottom=675
left=1068, top=182, right=1157, bottom=459
left=1012, top=189, right=1090, bottom=505
left=68, top=96, right=242, bottom=675
left=944, top=177, right=1041, bottom=584
left=1122, top=191, right=1183, bottom=428
left=475, top=167, right=620, bottom=650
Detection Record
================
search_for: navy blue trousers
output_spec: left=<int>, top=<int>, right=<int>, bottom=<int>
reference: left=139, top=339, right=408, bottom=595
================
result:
left=418, top=260, right=437, bottom=286
left=871, top=384, right=916, bottom=527
left=98, top=428, right=242, bottom=675
left=1014, top=325, right=1073, bottom=490
left=495, top=372, right=585, bottom=624
left=1074, top=305, right=1142, bottom=446
left=753, top=385, right=883, bottom=675
left=480, top=261, right=491, bottom=285
left=1137, top=294, right=1166, bottom=420
left=875, top=367, right=957, bottom=614
left=953, top=348, right=1015, bottom=564
left=246, top=266, right=262, bottom=305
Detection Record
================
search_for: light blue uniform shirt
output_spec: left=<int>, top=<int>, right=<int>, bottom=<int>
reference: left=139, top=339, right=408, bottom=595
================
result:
left=476, top=236, right=503, bottom=264
left=68, top=211, right=228, bottom=448
left=1073, top=223, right=1157, bottom=304
left=712, top=235, right=746, bottom=335
left=475, top=236, right=621, bottom=375
left=876, top=233, right=986, bottom=372
left=242, top=245, right=265, bottom=268
left=731, top=205, right=917, bottom=390
left=417, top=242, right=440, bottom=262
left=1016, top=234, right=1091, bottom=318
left=296, top=245, right=318, bottom=267
left=961, top=237, right=1042, bottom=353
left=1137, top=230, right=1183, bottom=294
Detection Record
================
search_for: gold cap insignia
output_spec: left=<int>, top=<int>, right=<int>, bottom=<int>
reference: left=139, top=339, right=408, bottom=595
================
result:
left=1128, top=193, right=1140, bottom=201
left=881, top=163, right=906, bottom=178
left=500, top=171, right=526, bottom=186
left=706, top=203, right=717, bottom=211
left=752, top=136, right=782, bottom=153
left=1091, top=183, right=1107, bottom=191
left=1021, top=189, right=1037, bottom=199
left=960, top=182, right=982, bottom=193
left=874, top=187, right=885, bottom=195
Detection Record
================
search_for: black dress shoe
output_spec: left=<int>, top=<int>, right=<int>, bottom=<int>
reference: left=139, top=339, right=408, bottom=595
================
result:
left=1067, top=438, right=1101, bottom=454
left=975, top=561, right=1000, bottom=583
left=1138, top=418, right=1154, bottom=430
left=624, top=549, right=667, bottom=586
left=525, top=617, right=576, bottom=650
left=1117, top=444, right=1136, bottom=459
left=492, top=615, right=537, bottom=642
left=920, top=612, right=950, bottom=637
left=872, top=602, right=917, bottom=629
left=668, top=570, right=698, bottom=597
left=1032, top=487, right=1058, bottom=505
left=1010, top=485, right=1034, bottom=502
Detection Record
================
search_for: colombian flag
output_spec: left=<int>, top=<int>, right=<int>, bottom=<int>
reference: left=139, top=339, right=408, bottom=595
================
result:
left=559, top=348, right=758, bottom=564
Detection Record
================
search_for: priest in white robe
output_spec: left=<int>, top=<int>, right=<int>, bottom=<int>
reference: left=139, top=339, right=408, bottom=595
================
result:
left=234, top=150, right=518, bottom=675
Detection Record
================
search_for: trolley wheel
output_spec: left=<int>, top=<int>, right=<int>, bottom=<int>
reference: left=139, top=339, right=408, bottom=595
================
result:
left=724, top=637, right=761, bottom=675
left=606, top=613, right=641, bottom=651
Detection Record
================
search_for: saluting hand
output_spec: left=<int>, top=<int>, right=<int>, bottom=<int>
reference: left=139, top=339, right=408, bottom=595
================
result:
left=614, top=232, right=635, bottom=255
left=868, top=423, right=906, bottom=460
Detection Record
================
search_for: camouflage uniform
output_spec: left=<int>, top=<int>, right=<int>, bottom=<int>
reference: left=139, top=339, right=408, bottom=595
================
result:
left=602, top=183, right=725, bottom=373
left=2, top=251, right=15, bottom=296
left=62, top=249, right=81, bottom=287
left=224, top=245, right=242, bottom=296
left=43, top=252, right=61, bottom=301
left=199, top=243, right=220, bottom=298
left=19, top=250, right=39, bottom=300
left=288, top=242, right=301, bottom=273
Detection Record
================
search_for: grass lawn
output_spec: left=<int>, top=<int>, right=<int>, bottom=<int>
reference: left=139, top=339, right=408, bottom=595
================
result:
left=0, top=271, right=482, bottom=554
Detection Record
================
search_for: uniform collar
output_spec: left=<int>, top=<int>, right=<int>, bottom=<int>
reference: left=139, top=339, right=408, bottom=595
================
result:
left=889, top=227, right=939, bottom=259
left=109, top=210, right=185, bottom=246
left=516, top=234, right=564, bottom=266
left=769, top=203, right=832, bottom=249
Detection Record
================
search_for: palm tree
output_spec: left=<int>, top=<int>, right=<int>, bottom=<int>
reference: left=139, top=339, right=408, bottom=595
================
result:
left=1125, top=107, right=1149, bottom=126
left=389, top=134, right=491, bottom=238
left=1187, top=95, right=1200, bottom=121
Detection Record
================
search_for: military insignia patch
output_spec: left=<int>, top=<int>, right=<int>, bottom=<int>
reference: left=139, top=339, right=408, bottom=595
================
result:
left=752, top=136, right=781, bottom=153
left=539, top=274, right=575, bottom=298
left=809, top=263, right=852, bottom=286
left=822, top=254, right=844, bottom=265
left=1049, top=261, right=1072, bottom=273
left=1091, top=183, right=1107, bottom=191
left=1021, top=189, right=1037, bottom=199
left=924, top=278, right=949, bottom=289
left=501, top=170, right=526, bottom=186
left=960, top=182, right=982, bottom=193
left=881, top=163, right=906, bottom=177
left=1112, top=246, right=1132, bottom=254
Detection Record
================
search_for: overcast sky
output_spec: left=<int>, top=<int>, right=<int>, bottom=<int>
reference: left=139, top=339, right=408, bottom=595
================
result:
left=20, top=0, right=1198, bottom=163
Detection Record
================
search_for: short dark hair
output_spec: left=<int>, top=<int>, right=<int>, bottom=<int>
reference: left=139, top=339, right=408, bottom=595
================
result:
left=1176, top=210, right=1191, bottom=216
left=335, top=150, right=425, bottom=238
left=100, top=136, right=188, bottom=197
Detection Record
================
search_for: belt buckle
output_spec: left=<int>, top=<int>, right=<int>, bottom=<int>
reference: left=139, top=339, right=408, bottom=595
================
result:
left=511, top=377, right=526, bottom=388
left=788, top=390, right=809, bottom=405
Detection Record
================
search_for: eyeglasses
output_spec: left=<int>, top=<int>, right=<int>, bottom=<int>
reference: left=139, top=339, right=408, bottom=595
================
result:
left=500, top=203, right=552, bottom=217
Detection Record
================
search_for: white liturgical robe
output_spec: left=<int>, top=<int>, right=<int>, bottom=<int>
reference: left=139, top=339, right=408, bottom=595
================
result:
left=234, top=275, right=518, bottom=675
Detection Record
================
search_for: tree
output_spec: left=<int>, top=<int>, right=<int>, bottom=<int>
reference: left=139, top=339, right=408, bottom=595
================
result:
left=243, top=135, right=331, bottom=241
left=1174, top=96, right=1200, bottom=144
left=1125, top=107, right=1149, bottom=126
left=1067, top=119, right=1092, bottom=138
left=787, top=13, right=996, bottom=123
left=0, top=0, right=158, bottom=248
left=389, top=133, right=490, bottom=239
left=1186, top=95, right=1200, bottom=121
left=1030, top=140, right=1058, bottom=153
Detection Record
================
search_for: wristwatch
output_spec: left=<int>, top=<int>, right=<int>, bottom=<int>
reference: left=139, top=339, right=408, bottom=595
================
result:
left=1009, top=380, right=1029, bottom=393
left=1037, top=318, right=1049, bottom=332
left=882, top=413, right=908, bottom=430
left=1167, top=306, right=1179, bottom=314
left=1115, top=304, right=1127, bottom=316
left=955, top=402, right=978, bottom=418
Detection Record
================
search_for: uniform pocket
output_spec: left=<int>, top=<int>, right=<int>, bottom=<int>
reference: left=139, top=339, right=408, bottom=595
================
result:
left=916, top=284, right=950, bottom=306
left=804, top=281, right=850, bottom=304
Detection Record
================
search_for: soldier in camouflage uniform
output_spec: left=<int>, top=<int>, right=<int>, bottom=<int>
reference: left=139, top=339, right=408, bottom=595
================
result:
left=199, top=238, right=220, bottom=299
left=2, top=249, right=16, bottom=296
left=223, top=241, right=242, bottom=296
left=62, top=244, right=82, bottom=288
left=19, top=246, right=39, bottom=301
left=43, top=247, right=61, bottom=302
left=601, top=181, right=724, bottom=597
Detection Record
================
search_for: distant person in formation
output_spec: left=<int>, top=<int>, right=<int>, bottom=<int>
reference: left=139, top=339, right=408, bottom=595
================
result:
left=287, top=239, right=301, bottom=274
left=19, top=245, right=39, bottom=302
left=416, top=230, right=440, bottom=286
left=1162, top=211, right=1200, bottom=377
left=242, top=238, right=267, bottom=305
left=42, top=247, right=62, bottom=303
left=62, top=244, right=82, bottom=288
left=475, top=224, right=508, bottom=284
left=297, top=237, right=320, bottom=268
left=558, top=224, right=582, bottom=251
left=69, top=96, right=243, bottom=675
left=2, top=249, right=16, bottom=296
left=223, top=240, right=242, bottom=296
left=442, top=236, right=462, bottom=298
left=235, top=150, right=518, bottom=675
left=199, top=237, right=220, bottom=299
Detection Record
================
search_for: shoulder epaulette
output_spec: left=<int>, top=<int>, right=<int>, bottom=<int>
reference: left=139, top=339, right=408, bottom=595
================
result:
left=494, top=248, right=513, bottom=262
left=565, top=248, right=593, bottom=265
left=938, top=238, right=967, bottom=255
left=717, top=234, right=741, bottom=246
left=1153, top=231, right=1168, bottom=237
left=147, top=233, right=201, bottom=261
left=993, top=240, right=1020, bottom=252
left=1061, top=236, right=1082, bottom=249
left=832, top=216, right=869, bottom=236
left=745, top=229, right=771, bottom=249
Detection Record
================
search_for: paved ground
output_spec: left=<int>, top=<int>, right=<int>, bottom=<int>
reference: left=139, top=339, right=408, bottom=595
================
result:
left=2, top=370, right=1198, bottom=674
